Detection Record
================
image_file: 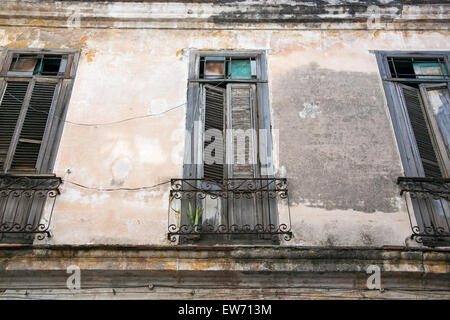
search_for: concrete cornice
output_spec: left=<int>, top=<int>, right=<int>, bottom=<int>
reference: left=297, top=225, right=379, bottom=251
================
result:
left=1, top=245, right=449, bottom=272
left=0, top=0, right=449, bottom=30
left=1, top=246, right=449, bottom=298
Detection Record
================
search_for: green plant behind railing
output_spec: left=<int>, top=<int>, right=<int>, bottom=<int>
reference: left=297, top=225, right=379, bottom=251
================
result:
left=186, top=202, right=203, bottom=226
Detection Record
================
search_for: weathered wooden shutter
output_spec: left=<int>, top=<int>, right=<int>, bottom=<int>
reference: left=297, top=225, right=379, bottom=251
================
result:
left=400, top=84, right=443, bottom=178
left=419, top=84, right=450, bottom=177
left=10, top=82, right=57, bottom=170
left=225, top=84, right=261, bottom=233
left=226, top=83, right=257, bottom=178
left=0, top=81, right=29, bottom=169
left=203, top=85, right=225, bottom=181
left=0, top=80, right=57, bottom=243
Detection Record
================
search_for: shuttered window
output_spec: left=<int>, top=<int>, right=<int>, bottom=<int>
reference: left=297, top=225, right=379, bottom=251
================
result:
left=419, top=84, right=450, bottom=177
left=203, top=85, right=226, bottom=181
left=13, top=82, right=57, bottom=170
left=0, top=80, right=58, bottom=172
left=399, top=84, right=443, bottom=178
left=0, top=50, right=78, bottom=174
left=202, top=83, right=257, bottom=181
left=183, top=51, right=278, bottom=244
left=382, top=53, right=450, bottom=246
left=227, top=84, right=256, bottom=178
left=0, top=49, right=78, bottom=244
left=0, top=81, right=29, bottom=168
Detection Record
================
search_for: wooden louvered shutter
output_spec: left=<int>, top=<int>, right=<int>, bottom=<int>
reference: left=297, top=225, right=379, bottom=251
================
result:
left=400, top=84, right=443, bottom=178
left=0, top=81, right=29, bottom=169
left=419, top=84, right=450, bottom=178
left=0, top=80, right=57, bottom=172
left=226, top=83, right=257, bottom=178
left=203, top=85, right=225, bottom=181
left=225, top=84, right=261, bottom=235
left=11, top=82, right=57, bottom=170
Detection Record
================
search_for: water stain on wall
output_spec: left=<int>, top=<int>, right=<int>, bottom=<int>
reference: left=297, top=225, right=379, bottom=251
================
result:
left=272, top=62, right=402, bottom=213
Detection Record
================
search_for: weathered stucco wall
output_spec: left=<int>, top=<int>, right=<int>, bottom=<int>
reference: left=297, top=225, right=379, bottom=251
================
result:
left=0, top=0, right=449, bottom=247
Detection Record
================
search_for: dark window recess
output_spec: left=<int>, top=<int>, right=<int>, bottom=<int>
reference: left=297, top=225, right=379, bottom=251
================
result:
left=0, top=81, right=29, bottom=168
left=8, top=54, right=67, bottom=77
left=11, top=82, right=57, bottom=170
left=203, top=85, right=225, bottom=181
left=388, top=57, right=449, bottom=79
left=400, top=84, right=443, bottom=178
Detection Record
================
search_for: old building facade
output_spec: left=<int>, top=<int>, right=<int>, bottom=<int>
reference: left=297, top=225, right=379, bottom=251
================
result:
left=0, top=0, right=449, bottom=299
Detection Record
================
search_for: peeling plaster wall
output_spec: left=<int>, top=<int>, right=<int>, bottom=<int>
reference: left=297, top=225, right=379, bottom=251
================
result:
left=0, top=1, right=449, bottom=247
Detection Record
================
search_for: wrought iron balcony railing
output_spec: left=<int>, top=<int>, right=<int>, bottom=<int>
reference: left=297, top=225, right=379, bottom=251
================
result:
left=397, top=177, right=450, bottom=244
left=168, top=178, right=292, bottom=244
left=0, top=174, right=62, bottom=242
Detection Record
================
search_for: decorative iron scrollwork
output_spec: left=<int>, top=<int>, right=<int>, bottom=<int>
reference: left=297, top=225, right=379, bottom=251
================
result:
left=397, top=177, right=450, bottom=244
left=0, top=174, right=62, bottom=241
left=168, top=178, right=293, bottom=244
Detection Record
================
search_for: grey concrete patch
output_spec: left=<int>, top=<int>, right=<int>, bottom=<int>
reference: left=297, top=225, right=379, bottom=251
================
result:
left=272, top=63, right=402, bottom=213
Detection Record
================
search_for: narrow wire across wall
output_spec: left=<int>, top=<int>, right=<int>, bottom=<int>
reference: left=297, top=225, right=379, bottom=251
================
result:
left=0, top=78, right=226, bottom=191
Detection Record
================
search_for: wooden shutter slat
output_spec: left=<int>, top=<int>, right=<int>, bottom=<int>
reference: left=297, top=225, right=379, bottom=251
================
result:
left=203, top=85, right=225, bottom=181
left=401, top=85, right=443, bottom=178
left=0, top=81, right=29, bottom=169
left=228, top=84, right=256, bottom=178
left=11, top=82, right=57, bottom=170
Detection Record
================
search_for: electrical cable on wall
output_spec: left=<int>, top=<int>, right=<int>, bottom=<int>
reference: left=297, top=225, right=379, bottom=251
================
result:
left=3, top=80, right=225, bottom=127
left=2, top=81, right=225, bottom=191
left=5, top=90, right=186, bottom=126
left=61, top=179, right=171, bottom=192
